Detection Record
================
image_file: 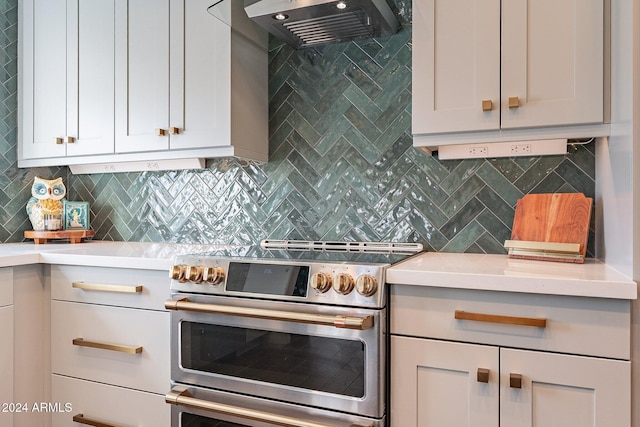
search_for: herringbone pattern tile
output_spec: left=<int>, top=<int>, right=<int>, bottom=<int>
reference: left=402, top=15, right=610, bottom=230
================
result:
left=68, top=22, right=596, bottom=255
left=0, top=0, right=596, bottom=254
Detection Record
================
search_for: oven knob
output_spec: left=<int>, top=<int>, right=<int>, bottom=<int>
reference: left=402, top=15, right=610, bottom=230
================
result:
left=333, top=273, right=355, bottom=295
left=203, top=266, right=225, bottom=285
left=169, top=264, right=187, bottom=282
left=186, top=265, right=204, bottom=283
left=310, top=272, right=332, bottom=293
left=356, top=275, right=378, bottom=297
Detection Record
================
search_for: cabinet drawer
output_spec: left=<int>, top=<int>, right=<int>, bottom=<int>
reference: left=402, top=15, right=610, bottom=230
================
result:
left=0, top=267, right=13, bottom=307
left=51, top=300, right=169, bottom=393
left=51, top=265, right=168, bottom=310
left=52, top=374, right=170, bottom=427
left=391, top=286, right=631, bottom=360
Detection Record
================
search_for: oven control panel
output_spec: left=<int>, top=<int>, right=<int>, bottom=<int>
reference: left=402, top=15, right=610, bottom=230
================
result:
left=169, top=256, right=388, bottom=308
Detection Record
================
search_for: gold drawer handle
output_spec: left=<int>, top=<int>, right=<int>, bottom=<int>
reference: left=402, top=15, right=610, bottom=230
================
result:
left=54, top=137, right=64, bottom=144
left=156, top=128, right=167, bottom=136
left=482, top=100, right=493, bottom=111
left=508, top=96, right=520, bottom=108
left=72, top=338, right=143, bottom=355
left=72, top=281, right=143, bottom=294
left=477, top=368, right=490, bottom=383
left=169, top=126, right=181, bottom=135
left=72, top=413, right=119, bottom=427
left=454, top=310, right=547, bottom=328
left=510, top=373, right=523, bottom=389
left=65, top=136, right=76, bottom=143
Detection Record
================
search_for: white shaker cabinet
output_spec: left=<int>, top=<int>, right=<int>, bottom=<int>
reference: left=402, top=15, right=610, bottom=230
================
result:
left=19, top=0, right=115, bottom=160
left=412, top=0, right=605, bottom=146
left=0, top=273, right=13, bottom=427
left=391, top=286, right=631, bottom=427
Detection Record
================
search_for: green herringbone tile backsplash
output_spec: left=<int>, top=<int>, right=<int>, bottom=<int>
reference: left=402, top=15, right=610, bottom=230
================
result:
left=1, top=0, right=596, bottom=255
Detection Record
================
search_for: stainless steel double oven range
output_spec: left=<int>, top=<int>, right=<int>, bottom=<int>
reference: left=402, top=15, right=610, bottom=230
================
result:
left=164, top=240, right=422, bottom=427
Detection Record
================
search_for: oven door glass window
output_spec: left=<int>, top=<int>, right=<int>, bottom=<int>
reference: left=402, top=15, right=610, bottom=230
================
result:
left=180, top=322, right=365, bottom=397
left=182, top=413, right=248, bottom=427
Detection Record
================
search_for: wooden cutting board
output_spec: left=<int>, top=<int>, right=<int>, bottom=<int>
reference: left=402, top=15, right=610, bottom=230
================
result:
left=509, top=193, right=592, bottom=263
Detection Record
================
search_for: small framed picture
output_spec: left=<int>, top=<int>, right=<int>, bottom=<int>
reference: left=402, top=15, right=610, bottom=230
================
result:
left=64, top=201, right=90, bottom=230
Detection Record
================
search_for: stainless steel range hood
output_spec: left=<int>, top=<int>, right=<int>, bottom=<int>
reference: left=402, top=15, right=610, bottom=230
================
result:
left=243, top=0, right=399, bottom=49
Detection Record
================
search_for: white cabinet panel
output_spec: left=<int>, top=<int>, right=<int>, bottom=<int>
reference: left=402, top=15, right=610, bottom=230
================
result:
left=412, top=0, right=500, bottom=134
left=501, top=0, right=603, bottom=129
left=52, top=374, right=170, bottom=427
left=0, top=305, right=13, bottom=427
left=391, top=336, right=499, bottom=427
left=500, top=348, right=630, bottom=427
left=51, top=300, right=170, bottom=394
left=50, top=265, right=168, bottom=310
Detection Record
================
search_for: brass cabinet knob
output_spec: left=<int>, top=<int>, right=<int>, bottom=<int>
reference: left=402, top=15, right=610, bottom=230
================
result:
left=156, top=128, right=167, bottom=136
left=508, top=97, right=520, bottom=109
left=65, top=136, right=76, bottom=143
left=510, top=373, right=522, bottom=389
left=482, top=100, right=493, bottom=112
left=54, top=137, right=64, bottom=144
left=477, top=368, right=490, bottom=383
left=170, top=127, right=181, bottom=135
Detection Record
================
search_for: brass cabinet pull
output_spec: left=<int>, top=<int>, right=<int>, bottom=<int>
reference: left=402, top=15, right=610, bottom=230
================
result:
left=482, top=100, right=493, bottom=111
left=65, top=136, right=76, bottom=143
left=454, top=310, right=547, bottom=328
left=169, top=127, right=181, bottom=135
left=510, top=373, right=523, bottom=389
left=165, top=298, right=374, bottom=330
left=156, top=128, right=167, bottom=136
left=54, top=137, right=64, bottom=144
left=72, top=338, right=143, bottom=355
left=477, top=368, right=490, bottom=383
left=508, top=96, right=520, bottom=108
left=72, top=281, right=143, bottom=294
left=72, top=413, right=119, bottom=427
left=166, top=387, right=340, bottom=427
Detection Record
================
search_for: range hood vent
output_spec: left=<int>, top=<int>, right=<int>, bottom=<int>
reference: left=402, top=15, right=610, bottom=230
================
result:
left=244, top=0, right=399, bottom=49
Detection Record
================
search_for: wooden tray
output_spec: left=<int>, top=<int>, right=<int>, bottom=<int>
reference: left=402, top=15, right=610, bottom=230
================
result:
left=25, top=229, right=95, bottom=244
left=508, top=193, right=592, bottom=263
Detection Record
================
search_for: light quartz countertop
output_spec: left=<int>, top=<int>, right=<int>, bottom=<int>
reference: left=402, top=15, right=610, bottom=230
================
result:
left=387, top=252, right=637, bottom=300
left=0, top=241, right=635, bottom=300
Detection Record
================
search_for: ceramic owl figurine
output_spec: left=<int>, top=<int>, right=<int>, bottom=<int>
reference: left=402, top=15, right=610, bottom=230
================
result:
left=26, top=177, right=66, bottom=231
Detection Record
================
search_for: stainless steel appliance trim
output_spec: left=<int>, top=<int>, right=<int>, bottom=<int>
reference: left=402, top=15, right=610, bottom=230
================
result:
left=165, top=298, right=374, bottom=330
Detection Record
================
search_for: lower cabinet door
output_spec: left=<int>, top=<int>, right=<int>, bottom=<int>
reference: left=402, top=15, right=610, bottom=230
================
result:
left=500, top=348, right=631, bottom=427
left=0, top=305, right=13, bottom=427
left=51, top=374, right=170, bottom=427
left=391, top=335, right=499, bottom=427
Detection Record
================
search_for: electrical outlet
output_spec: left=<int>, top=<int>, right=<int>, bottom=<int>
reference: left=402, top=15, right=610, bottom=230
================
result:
left=511, top=144, right=532, bottom=155
left=468, top=146, right=488, bottom=156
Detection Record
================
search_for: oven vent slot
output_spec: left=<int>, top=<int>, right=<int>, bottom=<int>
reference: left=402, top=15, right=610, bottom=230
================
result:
left=261, top=240, right=423, bottom=254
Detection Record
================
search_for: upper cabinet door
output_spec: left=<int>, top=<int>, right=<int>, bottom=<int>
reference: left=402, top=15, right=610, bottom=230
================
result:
left=412, top=0, right=501, bottom=135
left=66, top=0, right=115, bottom=157
left=21, top=0, right=115, bottom=160
left=501, top=0, right=603, bottom=129
left=21, top=0, right=67, bottom=160
left=168, top=0, right=231, bottom=150
left=115, top=0, right=170, bottom=153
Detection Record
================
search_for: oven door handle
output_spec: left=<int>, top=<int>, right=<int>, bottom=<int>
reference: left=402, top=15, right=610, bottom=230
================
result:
left=166, top=387, right=371, bottom=427
left=164, top=298, right=374, bottom=330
